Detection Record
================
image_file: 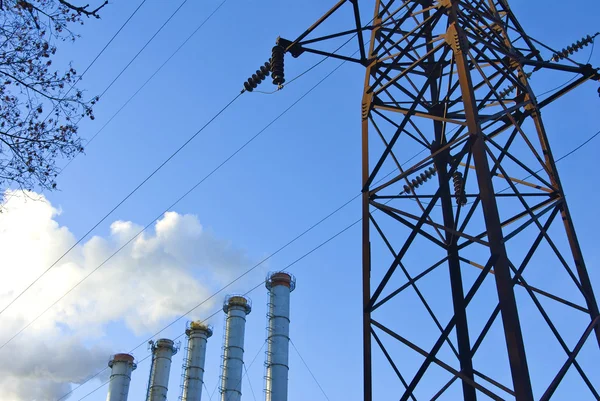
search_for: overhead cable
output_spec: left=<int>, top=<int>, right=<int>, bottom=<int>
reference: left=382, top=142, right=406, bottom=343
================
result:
left=62, top=0, right=230, bottom=171
left=0, top=8, right=361, bottom=320
left=51, top=52, right=360, bottom=401
left=0, top=31, right=361, bottom=341
left=39, top=0, right=149, bottom=124
left=54, top=153, right=417, bottom=401
left=0, top=92, right=242, bottom=320
left=291, top=339, right=332, bottom=401
left=70, top=217, right=360, bottom=401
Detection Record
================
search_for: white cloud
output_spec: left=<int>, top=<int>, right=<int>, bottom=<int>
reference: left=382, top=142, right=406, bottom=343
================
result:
left=0, top=190, right=255, bottom=401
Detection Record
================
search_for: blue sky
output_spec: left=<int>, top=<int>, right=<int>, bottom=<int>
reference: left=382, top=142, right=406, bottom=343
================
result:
left=2, top=0, right=599, bottom=400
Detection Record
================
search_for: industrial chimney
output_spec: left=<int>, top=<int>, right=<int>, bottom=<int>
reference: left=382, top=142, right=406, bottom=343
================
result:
left=106, top=353, right=137, bottom=401
left=220, top=295, right=252, bottom=401
left=181, top=322, right=213, bottom=401
left=264, top=272, right=295, bottom=401
left=146, top=338, right=179, bottom=401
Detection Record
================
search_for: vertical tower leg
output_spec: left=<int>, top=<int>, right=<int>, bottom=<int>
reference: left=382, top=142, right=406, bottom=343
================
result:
left=361, top=5, right=382, bottom=401
left=445, top=4, right=533, bottom=399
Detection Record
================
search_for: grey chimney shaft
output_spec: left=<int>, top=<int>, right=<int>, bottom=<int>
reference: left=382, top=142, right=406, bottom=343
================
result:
left=220, top=295, right=252, bottom=401
left=147, top=338, right=178, bottom=401
left=106, top=353, right=136, bottom=401
left=264, top=272, right=295, bottom=401
left=182, top=322, right=212, bottom=401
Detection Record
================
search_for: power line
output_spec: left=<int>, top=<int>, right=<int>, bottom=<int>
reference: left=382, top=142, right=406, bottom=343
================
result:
left=131, top=145, right=418, bottom=364
left=210, top=378, right=220, bottom=401
left=64, top=0, right=230, bottom=157
left=68, top=1, right=149, bottom=93
left=71, top=339, right=266, bottom=401
left=0, top=0, right=221, bottom=315
left=26, top=9, right=594, bottom=401
left=96, top=0, right=191, bottom=100
left=203, top=381, right=214, bottom=401
left=69, top=206, right=356, bottom=401
left=290, top=339, right=331, bottom=401
left=243, top=362, right=258, bottom=401
left=56, top=367, right=108, bottom=401
left=74, top=353, right=152, bottom=401
left=35, top=60, right=368, bottom=401
left=55, top=0, right=194, bottom=148
left=40, top=0, right=149, bottom=124
left=0, top=39, right=357, bottom=344
left=0, top=15, right=358, bottom=321
left=223, top=341, right=266, bottom=401
left=59, top=199, right=361, bottom=401
left=555, top=128, right=600, bottom=163
left=0, top=92, right=241, bottom=320
left=59, top=138, right=422, bottom=401
left=48, top=59, right=356, bottom=401
left=53, top=127, right=424, bottom=401
left=75, top=379, right=111, bottom=401
left=171, top=218, right=361, bottom=397
left=58, top=32, right=600, bottom=401
left=38, top=31, right=370, bottom=401
left=149, top=163, right=410, bottom=356
left=15, top=0, right=147, bottom=199
left=61, top=0, right=224, bottom=174
left=64, top=161, right=418, bottom=401
left=492, top=127, right=600, bottom=198
left=40, top=78, right=600, bottom=401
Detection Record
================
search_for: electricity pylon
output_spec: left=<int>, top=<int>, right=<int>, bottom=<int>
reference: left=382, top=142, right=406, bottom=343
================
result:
left=248, top=0, right=600, bottom=399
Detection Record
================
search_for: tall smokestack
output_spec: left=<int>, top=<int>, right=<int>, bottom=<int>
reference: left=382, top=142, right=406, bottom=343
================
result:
left=264, top=272, right=295, bottom=401
left=106, top=353, right=136, bottom=401
left=146, top=338, right=178, bottom=401
left=181, top=322, right=213, bottom=401
left=220, top=295, right=252, bottom=401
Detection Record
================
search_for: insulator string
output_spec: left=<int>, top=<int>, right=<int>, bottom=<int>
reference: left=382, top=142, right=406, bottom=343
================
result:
left=243, top=62, right=272, bottom=92
left=402, top=166, right=437, bottom=194
left=452, top=172, right=467, bottom=206
left=551, top=33, right=599, bottom=62
left=270, top=44, right=286, bottom=86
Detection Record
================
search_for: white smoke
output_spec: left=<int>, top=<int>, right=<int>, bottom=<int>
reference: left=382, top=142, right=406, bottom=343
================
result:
left=0, top=190, right=253, bottom=400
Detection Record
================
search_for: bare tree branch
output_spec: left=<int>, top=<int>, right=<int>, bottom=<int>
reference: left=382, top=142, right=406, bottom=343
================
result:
left=58, top=0, right=108, bottom=18
left=0, top=0, right=106, bottom=203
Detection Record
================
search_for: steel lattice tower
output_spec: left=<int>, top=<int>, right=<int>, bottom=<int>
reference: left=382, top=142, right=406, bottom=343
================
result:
left=251, top=0, right=600, bottom=399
